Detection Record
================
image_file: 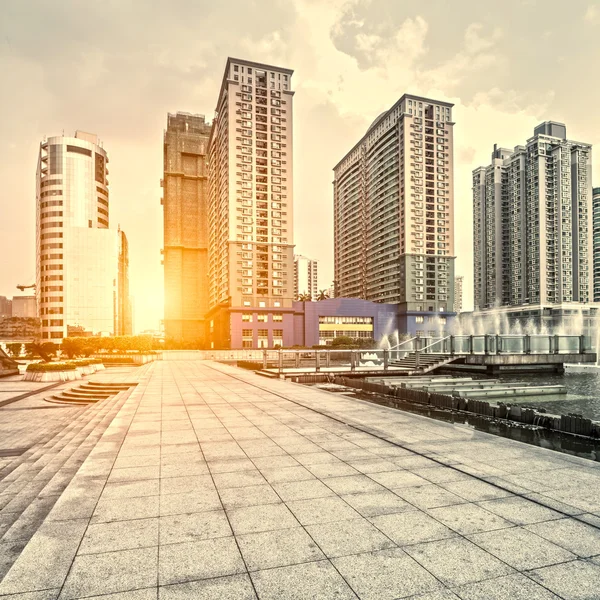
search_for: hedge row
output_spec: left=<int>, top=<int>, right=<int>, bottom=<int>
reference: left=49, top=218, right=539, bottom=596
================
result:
left=26, top=358, right=103, bottom=372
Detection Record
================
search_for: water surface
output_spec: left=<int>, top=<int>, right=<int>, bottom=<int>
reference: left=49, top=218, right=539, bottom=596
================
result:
left=502, top=371, right=600, bottom=420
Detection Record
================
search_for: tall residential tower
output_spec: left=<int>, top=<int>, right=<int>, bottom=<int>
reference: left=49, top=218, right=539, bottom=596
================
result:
left=162, top=112, right=212, bottom=343
left=206, top=58, right=295, bottom=349
left=36, top=131, right=130, bottom=341
left=594, top=187, right=600, bottom=302
left=333, top=95, right=455, bottom=333
left=473, top=122, right=593, bottom=311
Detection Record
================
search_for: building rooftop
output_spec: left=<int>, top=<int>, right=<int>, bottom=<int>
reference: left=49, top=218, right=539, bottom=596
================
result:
left=226, top=56, right=294, bottom=75
left=334, top=93, right=454, bottom=172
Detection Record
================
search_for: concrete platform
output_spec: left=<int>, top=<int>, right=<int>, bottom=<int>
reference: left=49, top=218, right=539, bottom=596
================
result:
left=0, top=360, right=599, bottom=599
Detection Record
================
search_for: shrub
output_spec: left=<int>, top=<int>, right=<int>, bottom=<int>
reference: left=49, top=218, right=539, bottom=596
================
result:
left=26, top=362, right=78, bottom=372
left=61, top=337, right=84, bottom=359
left=100, top=356, right=135, bottom=364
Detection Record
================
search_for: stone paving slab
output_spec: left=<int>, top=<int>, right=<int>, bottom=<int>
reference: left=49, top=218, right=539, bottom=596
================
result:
left=0, top=360, right=599, bottom=599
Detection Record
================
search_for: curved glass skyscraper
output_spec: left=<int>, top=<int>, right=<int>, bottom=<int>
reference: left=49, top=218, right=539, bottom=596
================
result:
left=36, top=131, right=131, bottom=341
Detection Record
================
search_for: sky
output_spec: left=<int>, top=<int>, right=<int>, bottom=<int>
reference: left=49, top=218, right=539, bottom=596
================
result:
left=1, top=0, right=600, bottom=332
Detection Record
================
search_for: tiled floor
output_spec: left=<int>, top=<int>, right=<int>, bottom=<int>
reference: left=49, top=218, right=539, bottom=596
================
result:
left=1, top=360, right=599, bottom=599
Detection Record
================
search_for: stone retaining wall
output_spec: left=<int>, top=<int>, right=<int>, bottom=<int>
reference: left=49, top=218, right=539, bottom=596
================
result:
left=334, top=376, right=600, bottom=439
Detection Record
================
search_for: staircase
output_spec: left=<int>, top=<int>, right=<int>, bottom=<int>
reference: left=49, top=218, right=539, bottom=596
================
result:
left=45, top=381, right=136, bottom=405
left=0, top=378, right=141, bottom=580
left=389, top=353, right=458, bottom=375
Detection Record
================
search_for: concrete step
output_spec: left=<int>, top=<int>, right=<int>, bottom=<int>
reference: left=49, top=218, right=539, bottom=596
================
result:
left=1, top=383, right=132, bottom=491
left=0, top=384, right=137, bottom=578
left=61, top=389, right=113, bottom=397
left=45, top=396, right=99, bottom=405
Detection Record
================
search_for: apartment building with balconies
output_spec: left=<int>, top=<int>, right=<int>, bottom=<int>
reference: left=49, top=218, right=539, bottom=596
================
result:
left=594, top=187, right=600, bottom=303
left=162, top=112, right=212, bottom=343
left=333, top=94, right=456, bottom=335
left=294, top=254, right=318, bottom=301
left=473, top=122, right=593, bottom=312
left=206, top=58, right=295, bottom=348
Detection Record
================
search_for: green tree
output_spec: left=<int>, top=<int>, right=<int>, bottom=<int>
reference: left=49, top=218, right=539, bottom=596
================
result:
left=61, top=337, right=84, bottom=359
left=317, top=289, right=330, bottom=301
left=331, top=336, right=355, bottom=348
left=355, top=337, right=376, bottom=349
left=6, top=342, right=22, bottom=357
left=297, top=293, right=312, bottom=302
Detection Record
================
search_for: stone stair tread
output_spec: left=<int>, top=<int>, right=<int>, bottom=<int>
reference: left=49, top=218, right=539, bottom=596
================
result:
left=0, top=381, right=139, bottom=575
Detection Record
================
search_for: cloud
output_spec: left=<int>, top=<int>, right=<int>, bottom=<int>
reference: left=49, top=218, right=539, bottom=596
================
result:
left=584, top=4, right=599, bottom=21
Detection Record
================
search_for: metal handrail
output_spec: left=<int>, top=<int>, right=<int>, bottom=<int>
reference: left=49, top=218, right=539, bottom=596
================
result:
left=388, top=336, right=418, bottom=351
left=419, top=335, right=452, bottom=353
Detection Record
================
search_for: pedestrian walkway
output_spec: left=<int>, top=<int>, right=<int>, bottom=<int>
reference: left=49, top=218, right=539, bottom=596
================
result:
left=1, top=360, right=599, bottom=599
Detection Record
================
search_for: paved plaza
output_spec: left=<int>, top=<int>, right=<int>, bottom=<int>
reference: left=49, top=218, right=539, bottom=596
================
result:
left=1, top=360, right=600, bottom=599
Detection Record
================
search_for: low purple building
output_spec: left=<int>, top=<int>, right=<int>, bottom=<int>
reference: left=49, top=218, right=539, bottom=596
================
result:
left=212, top=297, right=455, bottom=349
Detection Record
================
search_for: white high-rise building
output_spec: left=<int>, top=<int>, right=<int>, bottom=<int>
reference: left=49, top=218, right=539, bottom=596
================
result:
left=36, top=131, right=130, bottom=341
left=207, top=58, right=295, bottom=349
left=294, top=254, right=318, bottom=300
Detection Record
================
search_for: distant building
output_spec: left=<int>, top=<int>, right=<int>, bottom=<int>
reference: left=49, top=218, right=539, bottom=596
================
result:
left=294, top=255, right=318, bottom=300
left=454, top=275, right=463, bottom=314
left=162, top=112, right=212, bottom=343
left=0, top=317, right=40, bottom=339
left=0, top=297, right=12, bottom=318
left=294, top=298, right=397, bottom=347
left=333, top=94, right=456, bottom=334
left=206, top=58, right=295, bottom=349
left=36, top=131, right=130, bottom=342
left=594, top=187, right=600, bottom=302
left=473, top=122, right=593, bottom=310
left=117, top=230, right=133, bottom=336
left=12, top=296, right=36, bottom=318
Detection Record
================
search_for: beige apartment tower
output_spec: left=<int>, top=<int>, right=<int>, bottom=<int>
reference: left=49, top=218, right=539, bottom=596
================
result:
left=162, top=112, right=212, bottom=343
left=207, top=58, right=295, bottom=349
left=334, top=95, right=456, bottom=334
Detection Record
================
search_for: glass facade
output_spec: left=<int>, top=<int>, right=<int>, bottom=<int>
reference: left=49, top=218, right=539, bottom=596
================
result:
left=36, top=132, right=128, bottom=341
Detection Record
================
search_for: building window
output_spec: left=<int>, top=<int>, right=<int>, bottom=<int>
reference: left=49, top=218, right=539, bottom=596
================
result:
left=66, top=145, right=92, bottom=157
left=415, top=316, right=424, bottom=323
left=242, top=329, right=253, bottom=337
left=257, top=314, right=267, bottom=322
left=242, top=314, right=252, bottom=322
left=272, top=313, right=283, bottom=322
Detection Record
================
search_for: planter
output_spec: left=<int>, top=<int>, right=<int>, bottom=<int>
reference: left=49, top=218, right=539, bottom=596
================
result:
left=24, top=370, right=82, bottom=383
left=76, top=366, right=94, bottom=376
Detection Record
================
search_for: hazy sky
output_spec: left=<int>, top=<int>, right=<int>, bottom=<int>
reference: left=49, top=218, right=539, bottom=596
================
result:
left=2, top=0, right=599, bottom=332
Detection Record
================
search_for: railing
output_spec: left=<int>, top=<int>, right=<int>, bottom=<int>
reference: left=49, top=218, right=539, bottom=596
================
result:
left=159, top=334, right=592, bottom=373
left=387, top=336, right=417, bottom=362
left=417, top=334, right=589, bottom=356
